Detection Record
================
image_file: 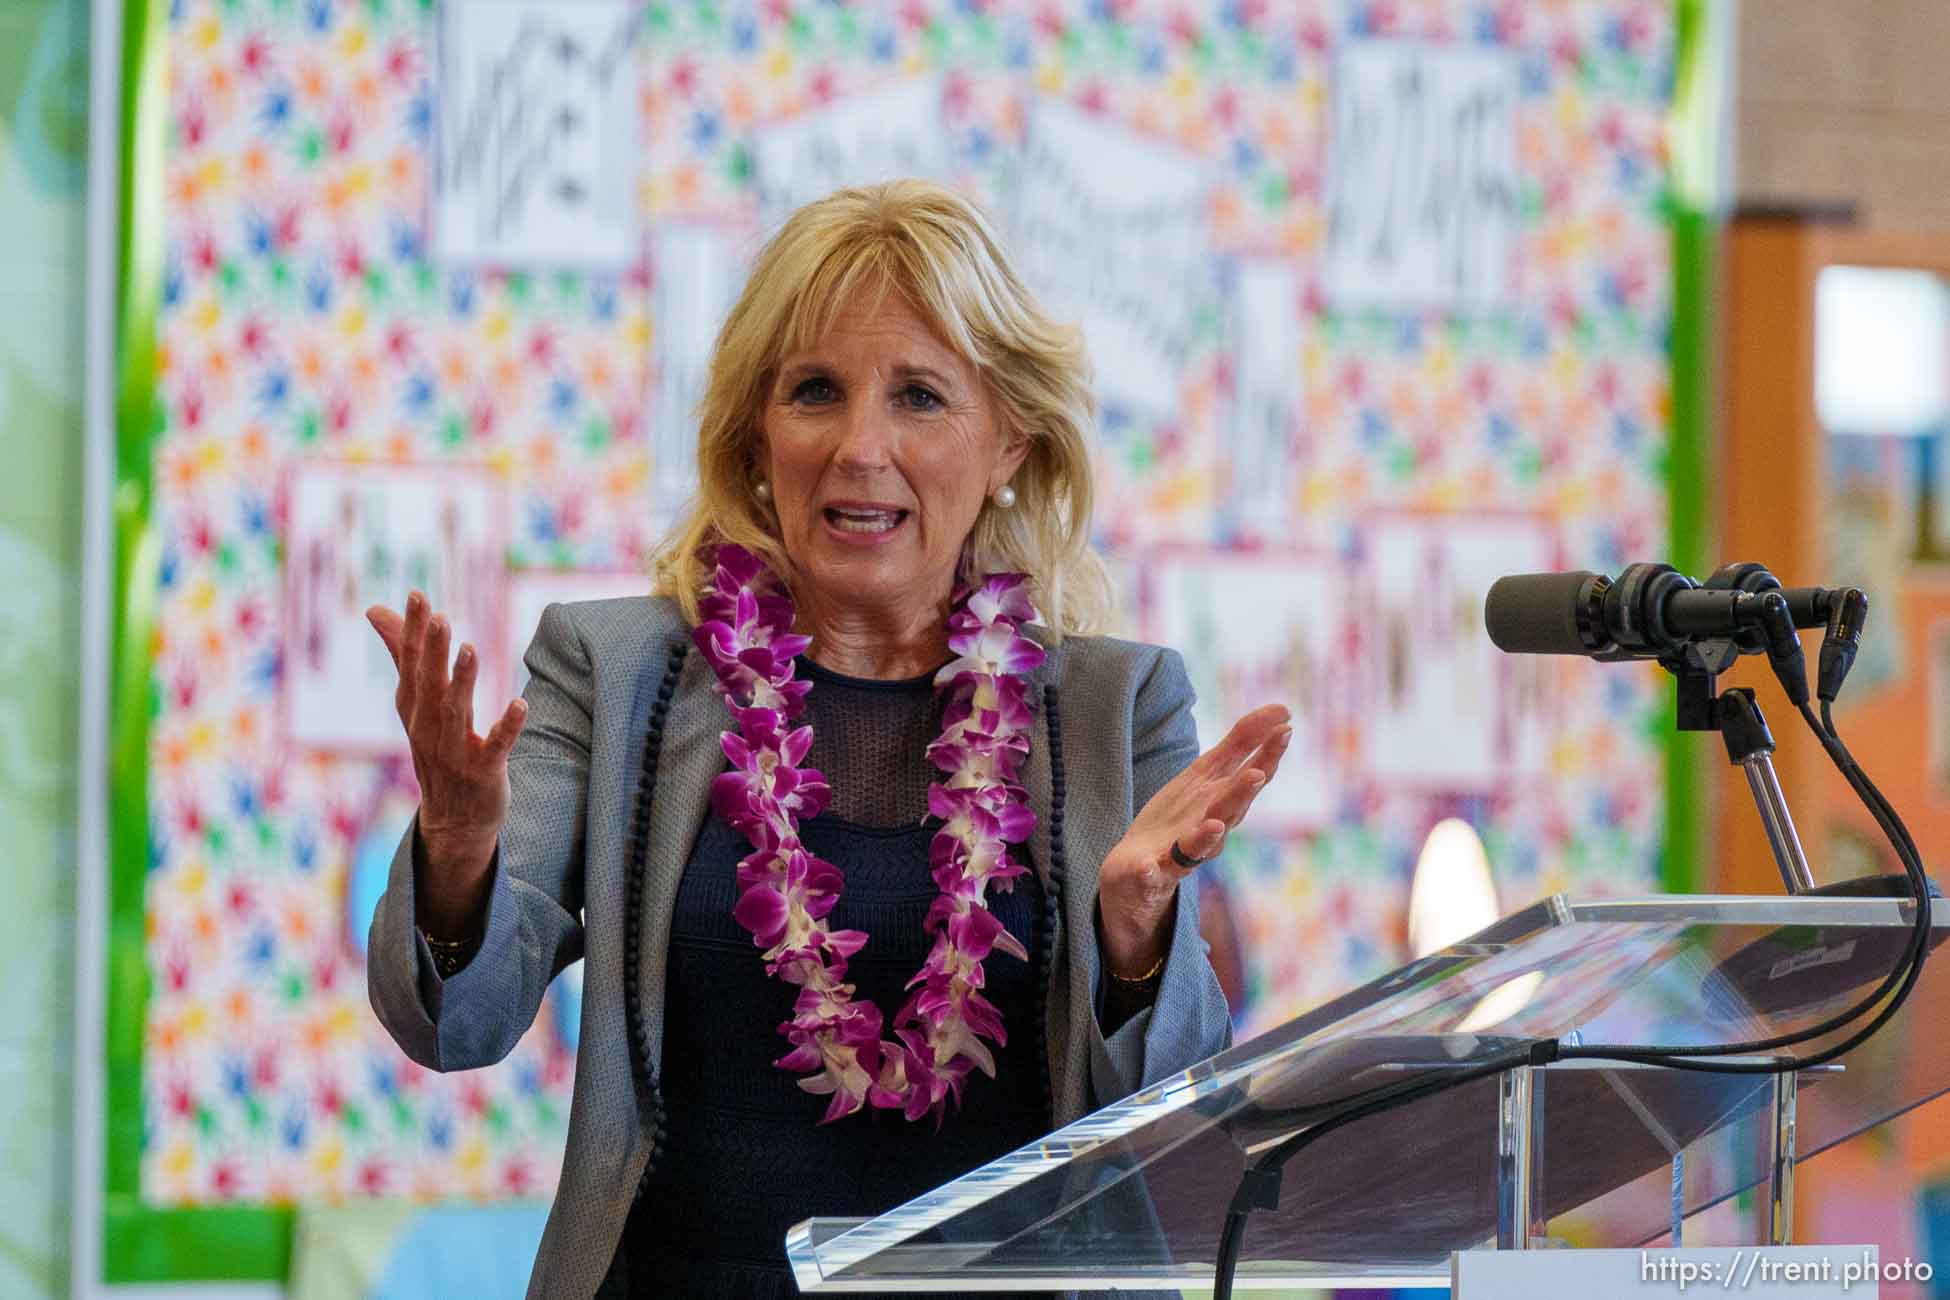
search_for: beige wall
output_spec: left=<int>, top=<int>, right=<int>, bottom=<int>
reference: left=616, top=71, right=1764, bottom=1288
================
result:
left=1738, top=0, right=1950, bottom=230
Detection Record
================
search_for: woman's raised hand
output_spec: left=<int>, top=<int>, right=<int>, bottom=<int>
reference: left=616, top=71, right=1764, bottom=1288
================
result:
left=366, top=590, right=528, bottom=937
left=1096, top=704, right=1293, bottom=979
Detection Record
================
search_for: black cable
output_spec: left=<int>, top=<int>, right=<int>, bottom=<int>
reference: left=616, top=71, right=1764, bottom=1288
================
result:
left=1549, top=611, right=1930, bottom=1068
left=1212, top=1209, right=1247, bottom=1299
left=1816, top=698, right=1932, bottom=966
left=1817, top=699, right=1920, bottom=870
left=1211, top=1045, right=1541, bottom=1300
left=1558, top=703, right=1930, bottom=1074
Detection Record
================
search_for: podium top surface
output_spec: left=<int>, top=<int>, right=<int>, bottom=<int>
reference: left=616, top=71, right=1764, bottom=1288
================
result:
left=787, top=891, right=1948, bottom=1292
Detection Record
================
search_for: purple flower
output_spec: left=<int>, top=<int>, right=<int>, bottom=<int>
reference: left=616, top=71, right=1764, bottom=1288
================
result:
left=927, top=785, right=1001, bottom=843
left=953, top=572, right=1036, bottom=626
left=713, top=543, right=769, bottom=589
left=698, top=551, right=1044, bottom=1125
left=731, top=849, right=845, bottom=954
left=710, top=719, right=831, bottom=830
left=927, top=723, right=1030, bottom=787
left=938, top=675, right=1034, bottom=735
left=775, top=991, right=885, bottom=1123
left=940, top=620, right=1046, bottom=681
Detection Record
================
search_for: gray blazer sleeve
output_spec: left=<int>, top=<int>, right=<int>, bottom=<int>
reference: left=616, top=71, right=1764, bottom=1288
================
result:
left=1087, top=647, right=1234, bottom=1108
left=367, top=601, right=592, bottom=1071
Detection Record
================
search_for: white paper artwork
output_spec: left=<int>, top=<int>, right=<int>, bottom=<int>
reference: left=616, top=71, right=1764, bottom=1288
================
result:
left=751, top=80, right=952, bottom=235
left=434, top=0, right=641, bottom=267
left=286, top=463, right=509, bottom=753
left=651, top=224, right=743, bottom=522
left=1226, top=262, right=1303, bottom=538
left=1144, top=550, right=1338, bottom=830
left=1008, top=101, right=1217, bottom=426
left=504, top=569, right=651, bottom=699
left=1323, top=41, right=1519, bottom=310
left=1362, top=515, right=1556, bottom=785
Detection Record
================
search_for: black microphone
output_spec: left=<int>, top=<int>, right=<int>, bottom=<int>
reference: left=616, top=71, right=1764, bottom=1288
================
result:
left=1482, top=571, right=1612, bottom=655
left=1485, top=564, right=1837, bottom=660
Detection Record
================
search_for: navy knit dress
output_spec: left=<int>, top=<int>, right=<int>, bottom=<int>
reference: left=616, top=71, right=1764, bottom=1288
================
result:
left=609, top=658, right=1057, bottom=1298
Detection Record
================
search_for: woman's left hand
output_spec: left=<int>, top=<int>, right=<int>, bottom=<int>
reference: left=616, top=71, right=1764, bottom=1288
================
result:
left=1097, top=704, right=1292, bottom=979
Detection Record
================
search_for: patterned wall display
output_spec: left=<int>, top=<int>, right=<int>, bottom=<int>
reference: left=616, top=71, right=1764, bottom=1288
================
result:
left=139, top=0, right=1676, bottom=1227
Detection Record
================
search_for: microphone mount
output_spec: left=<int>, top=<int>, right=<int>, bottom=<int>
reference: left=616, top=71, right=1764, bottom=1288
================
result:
left=1647, top=564, right=1823, bottom=893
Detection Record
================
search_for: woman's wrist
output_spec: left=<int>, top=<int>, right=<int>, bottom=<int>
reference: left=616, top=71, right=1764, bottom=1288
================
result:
left=1095, top=888, right=1174, bottom=981
left=413, top=821, right=497, bottom=941
left=1100, top=903, right=1170, bottom=1038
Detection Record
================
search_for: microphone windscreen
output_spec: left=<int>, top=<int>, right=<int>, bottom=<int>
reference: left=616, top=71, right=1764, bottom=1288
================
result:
left=1484, top=572, right=1601, bottom=655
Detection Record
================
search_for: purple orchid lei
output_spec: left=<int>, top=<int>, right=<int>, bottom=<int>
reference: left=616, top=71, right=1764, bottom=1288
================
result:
left=691, top=544, right=1047, bottom=1124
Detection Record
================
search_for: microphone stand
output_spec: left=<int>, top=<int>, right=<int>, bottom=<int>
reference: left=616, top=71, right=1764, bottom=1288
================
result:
left=1670, top=654, right=1816, bottom=894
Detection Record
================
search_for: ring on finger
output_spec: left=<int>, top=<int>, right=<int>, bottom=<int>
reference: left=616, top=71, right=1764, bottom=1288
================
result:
left=1169, top=839, right=1208, bottom=870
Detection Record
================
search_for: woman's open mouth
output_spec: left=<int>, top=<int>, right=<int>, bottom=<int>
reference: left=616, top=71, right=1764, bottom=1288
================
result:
left=823, top=505, right=909, bottom=536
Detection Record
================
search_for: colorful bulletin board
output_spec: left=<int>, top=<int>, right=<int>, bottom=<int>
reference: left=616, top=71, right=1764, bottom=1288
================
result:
left=106, top=0, right=1689, bottom=1281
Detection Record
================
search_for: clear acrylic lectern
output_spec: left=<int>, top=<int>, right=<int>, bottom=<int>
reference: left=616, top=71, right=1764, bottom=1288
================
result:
left=785, top=893, right=1948, bottom=1292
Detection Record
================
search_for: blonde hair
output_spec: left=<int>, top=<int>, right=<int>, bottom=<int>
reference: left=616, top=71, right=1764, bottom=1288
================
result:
left=649, top=180, right=1110, bottom=639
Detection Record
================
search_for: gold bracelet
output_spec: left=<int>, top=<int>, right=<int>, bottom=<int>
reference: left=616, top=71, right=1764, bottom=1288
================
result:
left=420, top=927, right=481, bottom=979
left=1108, top=952, right=1166, bottom=986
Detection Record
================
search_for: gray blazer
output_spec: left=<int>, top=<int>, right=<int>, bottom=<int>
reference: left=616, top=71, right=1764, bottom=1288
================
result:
left=368, top=595, right=1232, bottom=1299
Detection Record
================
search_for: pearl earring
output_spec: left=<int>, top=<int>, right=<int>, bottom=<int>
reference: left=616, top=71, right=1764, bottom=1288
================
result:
left=992, top=483, right=1017, bottom=509
left=754, top=479, right=772, bottom=503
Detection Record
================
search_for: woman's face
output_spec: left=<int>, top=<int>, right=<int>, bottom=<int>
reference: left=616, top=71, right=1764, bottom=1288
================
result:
left=759, top=284, right=1027, bottom=621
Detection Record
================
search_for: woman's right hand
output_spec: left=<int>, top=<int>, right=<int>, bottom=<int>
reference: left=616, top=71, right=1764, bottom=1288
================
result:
left=367, top=590, right=528, bottom=938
